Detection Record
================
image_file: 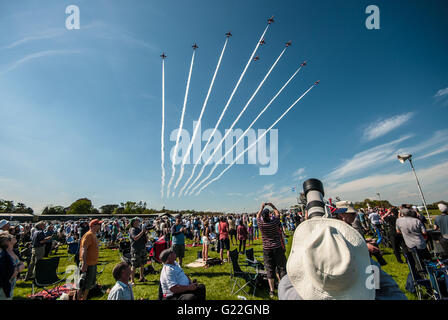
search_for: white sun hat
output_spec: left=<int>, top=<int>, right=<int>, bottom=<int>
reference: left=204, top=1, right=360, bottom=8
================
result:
left=287, top=217, right=375, bottom=300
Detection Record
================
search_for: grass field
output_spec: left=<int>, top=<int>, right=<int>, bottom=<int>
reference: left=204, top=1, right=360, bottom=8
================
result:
left=12, top=231, right=418, bottom=300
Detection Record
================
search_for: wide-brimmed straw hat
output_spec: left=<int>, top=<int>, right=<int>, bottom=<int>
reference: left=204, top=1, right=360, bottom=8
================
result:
left=287, top=217, right=374, bottom=300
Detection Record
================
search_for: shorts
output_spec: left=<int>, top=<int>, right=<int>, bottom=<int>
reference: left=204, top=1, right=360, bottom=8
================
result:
left=131, top=249, right=148, bottom=268
left=219, top=238, right=230, bottom=251
left=79, top=265, right=97, bottom=290
left=263, top=247, right=287, bottom=279
left=229, top=229, right=237, bottom=237
left=194, top=230, right=200, bottom=238
left=202, top=236, right=209, bottom=245
left=172, top=244, right=185, bottom=259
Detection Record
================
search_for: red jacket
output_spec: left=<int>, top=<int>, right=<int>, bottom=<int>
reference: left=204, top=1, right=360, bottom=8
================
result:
left=237, top=225, right=248, bottom=241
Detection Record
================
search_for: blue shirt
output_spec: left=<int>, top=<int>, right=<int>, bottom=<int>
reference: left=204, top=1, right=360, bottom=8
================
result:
left=171, top=224, right=185, bottom=245
left=193, top=220, right=200, bottom=231
left=107, top=281, right=134, bottom=300
left=252, top=217, right=258, bottom=227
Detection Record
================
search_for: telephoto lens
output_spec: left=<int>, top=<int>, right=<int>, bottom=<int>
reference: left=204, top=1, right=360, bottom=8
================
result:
left=302, top=178, right=325, bottom=219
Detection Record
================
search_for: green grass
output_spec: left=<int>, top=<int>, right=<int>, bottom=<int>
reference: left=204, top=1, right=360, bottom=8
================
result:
left=13, top=232, right=419, bottom=300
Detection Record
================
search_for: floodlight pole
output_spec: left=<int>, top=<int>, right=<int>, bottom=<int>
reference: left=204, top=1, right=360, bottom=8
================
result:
left=408, top=158, right=432, bottom=225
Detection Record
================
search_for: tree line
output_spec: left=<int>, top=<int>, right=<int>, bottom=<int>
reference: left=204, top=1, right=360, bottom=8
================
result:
left=41, top=198, right=223, bottom=216
left=0, top=199, right=34, bottom=214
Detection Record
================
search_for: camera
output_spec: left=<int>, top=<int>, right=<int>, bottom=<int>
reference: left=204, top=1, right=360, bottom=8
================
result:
left=302, top=178, right=326, bottom=219
left=145, top=223, right=155, bottom=231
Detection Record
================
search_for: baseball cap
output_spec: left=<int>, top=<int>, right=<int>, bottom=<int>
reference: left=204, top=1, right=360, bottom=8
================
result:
left=0, top=220, right=9, bottom=229
left=89, top=219, right=103, bottom=227
left=159, top=248, right=174, bottom=263
left=438, top=203, right=448, bottom=213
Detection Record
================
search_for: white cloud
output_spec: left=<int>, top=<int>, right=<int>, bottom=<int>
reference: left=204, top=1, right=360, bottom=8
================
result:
left=326, top=160, right=448, bottom=205
left=363, top=112, right=414, bottom=141
left=226, top=192, right=243, bottom=197
left=325, top=135, right=412, bottom=182
left=396, top=129, right=448, bottom=158
left=1, top=50, right=81, bottom=74
left=415, top=144, right=448, bottom=160
left=1, top=23, right=102, bottom=50
left=292, top=167, right=307, bottom=182
left=434, top=87, right=448, bottom=97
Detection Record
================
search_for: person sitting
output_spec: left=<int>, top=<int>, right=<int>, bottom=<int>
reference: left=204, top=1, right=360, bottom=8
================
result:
left=159, top=248, right=206, bottom=300
left=107, top=262, right=134, bottom=300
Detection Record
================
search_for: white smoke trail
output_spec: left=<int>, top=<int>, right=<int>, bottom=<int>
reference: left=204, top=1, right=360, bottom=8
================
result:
left=195, top=83, right=316, bottom=195
left=190, top=62, right=304, bottom=194
left=166, top=50, right=196, bottom=198
left=179, top=24, right=270, bottom=197
left=187, top=47, right=287, bottom=195
left=161, top=58, right=166, bottom=198
left=173, top=37, right=229, bottom=193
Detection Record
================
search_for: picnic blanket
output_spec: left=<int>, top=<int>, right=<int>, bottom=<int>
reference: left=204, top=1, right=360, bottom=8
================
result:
left=28, top=283, right=76, bottom=300
left=185, top=258, right=222, bottom=268
left=186, top=258, right=205, bottom=268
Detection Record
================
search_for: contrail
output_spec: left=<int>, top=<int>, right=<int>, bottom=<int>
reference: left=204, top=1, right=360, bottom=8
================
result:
left=186, top=47, right=287, bottom=195
left=161, top=57, right=166, bottom=198
left=178, top=24, right=271, bottom=197
left=194, top=83, right=317, bottom=195
left=173, top=37, right=229, bottom=193
left=166, top=49, right=196, bottom=198
left=190, top=61, right=306, bottom=194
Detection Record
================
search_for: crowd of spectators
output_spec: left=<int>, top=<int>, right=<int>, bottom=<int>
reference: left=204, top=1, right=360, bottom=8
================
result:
left=0, top=200, right=447, bottom=301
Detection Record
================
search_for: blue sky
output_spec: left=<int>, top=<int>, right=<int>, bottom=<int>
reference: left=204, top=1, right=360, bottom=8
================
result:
left=1, top=0, right=447, bottom=213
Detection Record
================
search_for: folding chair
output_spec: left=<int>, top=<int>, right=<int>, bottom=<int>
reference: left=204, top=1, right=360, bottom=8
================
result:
left=245, top=248, right=264, bottom=270
left=229, top=249, right=259, bottom=297
left=32, top=257, right=67, bottom=295
left=425, top=261, right=448, bottom=300
left=404, top=249, right=431, bottom=300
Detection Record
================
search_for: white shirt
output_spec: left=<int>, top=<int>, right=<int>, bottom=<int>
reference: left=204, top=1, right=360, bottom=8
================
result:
left=160, top=262, right=190, bottom=297
left=369, top=212, right=381, bottom=225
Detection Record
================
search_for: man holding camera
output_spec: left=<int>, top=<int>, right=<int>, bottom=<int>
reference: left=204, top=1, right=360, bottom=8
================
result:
left=24, top=221, right=52, bottom=280
left=129, top=218, right=148, bottom=285
left=171, top=215, right=187, bottom=267
left=257, top=202, right=287, bottom=298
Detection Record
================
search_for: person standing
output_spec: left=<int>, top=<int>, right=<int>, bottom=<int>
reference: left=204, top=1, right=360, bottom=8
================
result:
left=171, top=215, right=186, bottom=267
left=0, top=232, right=25, bottom=300
left=77, top=219, right=102, bottom=300
left=228, top=216, right=237, bottom=246
left=247, top=219, right=254, bottom=245
left=382, top=207, right=405, bottom=263
left=218, top=217, right=230, bottom=263
left=396, top=207, right=431, bottom=272
left=237, top=220, right=248, bottom=254
left=193, top=217, right=201, bottom=247
left=257, top=202, right=287, bottom=298
left=129, top=218, right=148, bottom=285
left=434, top=203, right=448, bottom=256
left=252, top=215, right=259, bottom=240
left=108, top=262, right=134, bottom=300
left=25, top=222, right=51, bottom=280
left=368, top=210, right=383, bottom=245
left=201, top=219, right=211, bottom=264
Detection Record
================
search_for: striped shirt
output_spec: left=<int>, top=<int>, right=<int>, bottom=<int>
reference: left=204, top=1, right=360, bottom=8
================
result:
left=257, top=216, right=282, bottom=250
